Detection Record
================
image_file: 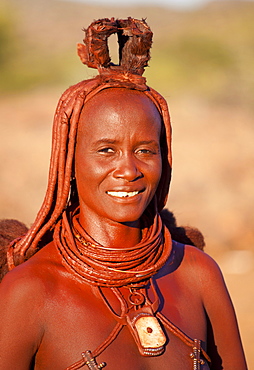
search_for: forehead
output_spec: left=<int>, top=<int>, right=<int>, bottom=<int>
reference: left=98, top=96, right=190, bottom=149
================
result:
left=77, top=88, right=162, bottom=137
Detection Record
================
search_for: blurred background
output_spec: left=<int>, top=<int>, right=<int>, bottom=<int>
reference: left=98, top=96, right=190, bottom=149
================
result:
left=0, top=0, right=253, bottom=366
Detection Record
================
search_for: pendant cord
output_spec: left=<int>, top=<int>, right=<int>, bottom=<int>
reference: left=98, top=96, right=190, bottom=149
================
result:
left=65, top=282, right=211, bottom=370
left=156, top=312, right=211, bottom=364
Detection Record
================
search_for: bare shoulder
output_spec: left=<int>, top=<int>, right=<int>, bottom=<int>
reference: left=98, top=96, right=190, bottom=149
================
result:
left=167, top=242, right=235, bottom=313
left=0, top=242, right=62, bottom=307
left=181, top=244, right=247, bottom=369
left=182, top=243, right=234, bottom=305
left=0, top=242, right=70, bottom=364
left=181, top=243, right=225, bottom=285
left=181, top=243, right=232, bottom=309
left=0, top=245, right=60, bottom=368
left=183, top=242, right=219, bottom=267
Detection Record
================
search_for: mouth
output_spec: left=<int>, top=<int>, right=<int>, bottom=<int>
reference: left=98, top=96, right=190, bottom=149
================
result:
left=106, top=190, right=141, bottom=198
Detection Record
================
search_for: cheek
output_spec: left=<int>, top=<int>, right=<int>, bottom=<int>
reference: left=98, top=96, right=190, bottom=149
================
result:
left=155, top=166, right=162, bottom=191
left=75, top=153, right=108, bottom=190
left=75, top=150, right=92, bottom=189
left=156, top=155, right=163, bottom=179
left=148, top=158, right=162, bottom=190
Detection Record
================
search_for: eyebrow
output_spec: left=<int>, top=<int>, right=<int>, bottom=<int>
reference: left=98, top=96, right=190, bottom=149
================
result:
left=93, top=139, right=160, bottom=146
left=93, top=139, right=119, bottom=145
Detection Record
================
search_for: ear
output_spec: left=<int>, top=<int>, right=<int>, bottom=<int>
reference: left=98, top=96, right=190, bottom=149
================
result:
left=77, top=43, right=88, bottom=65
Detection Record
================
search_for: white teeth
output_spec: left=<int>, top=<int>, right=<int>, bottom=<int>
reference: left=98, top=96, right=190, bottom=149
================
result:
left=107, top=191, right=139, bottom=198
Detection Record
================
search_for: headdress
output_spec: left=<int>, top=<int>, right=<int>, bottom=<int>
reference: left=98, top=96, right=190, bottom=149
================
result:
left=7, top=17, right=172, bottom=269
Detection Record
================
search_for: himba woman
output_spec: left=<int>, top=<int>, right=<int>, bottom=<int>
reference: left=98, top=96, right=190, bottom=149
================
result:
left=0, top=18, right=247, bottom=370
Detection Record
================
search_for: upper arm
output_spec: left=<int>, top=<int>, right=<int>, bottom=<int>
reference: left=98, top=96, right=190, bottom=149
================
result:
left=0, top=269, right=44, bottom=369
left=195, top=249, right=247, bottom=369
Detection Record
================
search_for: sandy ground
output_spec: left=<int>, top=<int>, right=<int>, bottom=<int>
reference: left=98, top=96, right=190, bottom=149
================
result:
left=0, top=87, right=253, bottom=367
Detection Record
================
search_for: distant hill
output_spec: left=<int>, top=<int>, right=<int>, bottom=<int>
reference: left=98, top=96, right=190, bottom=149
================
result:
left=1, top=0, right=254, bottom=108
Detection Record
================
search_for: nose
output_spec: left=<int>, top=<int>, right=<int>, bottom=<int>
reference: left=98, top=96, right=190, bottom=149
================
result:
left=113, top=153, right=143, bottom=181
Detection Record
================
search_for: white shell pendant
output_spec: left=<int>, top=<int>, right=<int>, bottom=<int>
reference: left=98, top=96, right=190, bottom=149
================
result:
left=134, top=315, right=166, bottom=349
left=127, top=311, right=167, bottom=356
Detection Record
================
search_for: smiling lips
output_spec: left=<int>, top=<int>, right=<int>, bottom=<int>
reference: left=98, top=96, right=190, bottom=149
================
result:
left=106, top=191, right=140, bottom=198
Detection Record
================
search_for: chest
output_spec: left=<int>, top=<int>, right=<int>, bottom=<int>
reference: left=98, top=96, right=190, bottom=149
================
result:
left=35, top=273, right=208, bottom=370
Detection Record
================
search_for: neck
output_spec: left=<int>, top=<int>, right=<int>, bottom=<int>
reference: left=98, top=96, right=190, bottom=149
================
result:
left=55, top=204, right=172, bottom=287
left=78, top=211, right=142, bottom=250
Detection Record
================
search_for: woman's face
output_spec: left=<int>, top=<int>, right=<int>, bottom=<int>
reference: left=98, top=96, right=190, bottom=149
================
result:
left=75, top=88, right=162, bottom=226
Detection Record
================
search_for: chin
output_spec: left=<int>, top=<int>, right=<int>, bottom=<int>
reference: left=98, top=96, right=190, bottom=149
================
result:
left=108, top=210, right=144, bottom=225
left=112, top=215, right=141, bottom=225
left=107, top=201, right=155, bottom=225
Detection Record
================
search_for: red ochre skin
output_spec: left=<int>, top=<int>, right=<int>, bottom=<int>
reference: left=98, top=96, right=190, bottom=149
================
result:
left=76, top=89, right=162, bottom=249
left=0, top=89, right=247, bottom=370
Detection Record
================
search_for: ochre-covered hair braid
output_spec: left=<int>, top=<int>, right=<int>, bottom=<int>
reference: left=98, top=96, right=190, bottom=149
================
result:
left=7, top=17, right=172, bottom=269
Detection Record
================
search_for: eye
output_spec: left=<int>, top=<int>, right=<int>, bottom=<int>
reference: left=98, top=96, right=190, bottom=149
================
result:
left=136, top=147, right=160, bottom=156
left=137, top=148, right=153, bottom=154
left=97, top=147, right=115, bottom=154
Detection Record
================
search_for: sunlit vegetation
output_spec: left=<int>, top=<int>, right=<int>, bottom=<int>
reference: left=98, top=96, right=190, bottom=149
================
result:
left=1, top=0, right=254, bottom=109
